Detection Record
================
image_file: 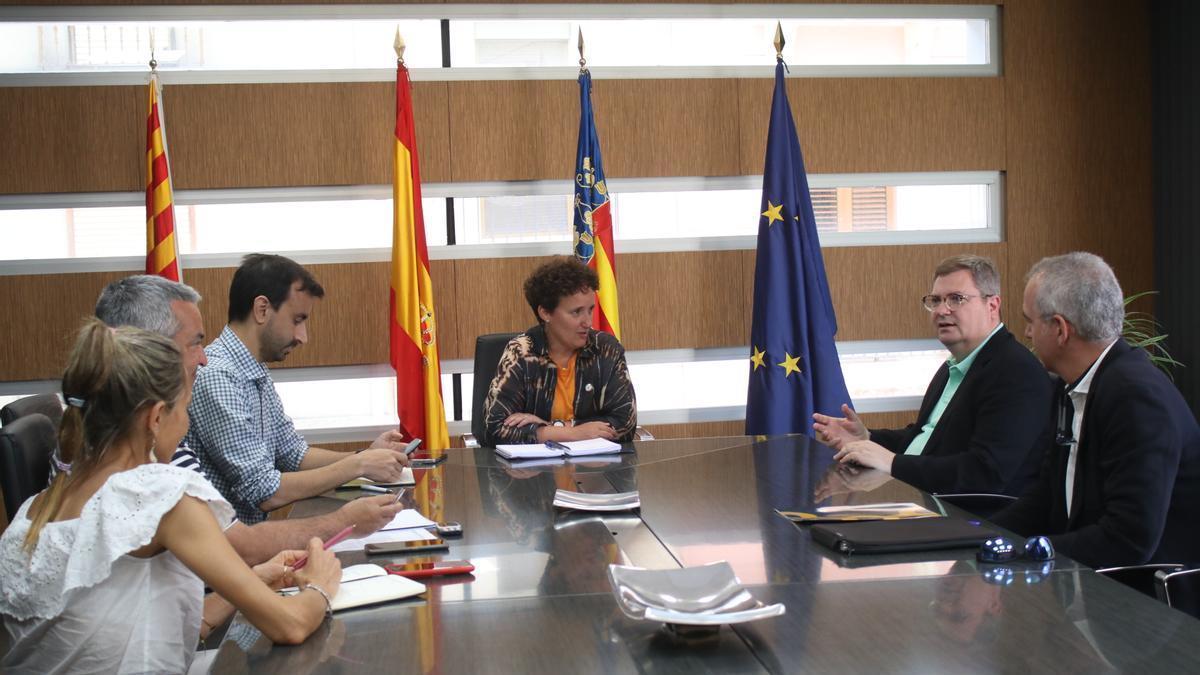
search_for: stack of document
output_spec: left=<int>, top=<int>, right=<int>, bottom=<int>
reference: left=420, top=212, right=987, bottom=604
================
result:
left=495, top=438, right=622, bottom=461
left=776, top=502, right=939, bottom=524
left=281, top=564, right=425, bottom=611
left=329, top=509, right=438, bottom=553
left=553, top=489, right=641, bottom=512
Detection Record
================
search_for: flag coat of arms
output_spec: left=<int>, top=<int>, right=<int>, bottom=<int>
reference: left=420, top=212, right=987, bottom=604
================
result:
left=745, top=62, right=851, bottom=435
left=390, top=61, right=450, bottom=451
left=573, top=70, right=621, bottom=339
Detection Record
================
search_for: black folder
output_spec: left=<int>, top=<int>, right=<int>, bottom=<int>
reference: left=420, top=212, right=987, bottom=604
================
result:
left=810, top=517, right=997, bottom=555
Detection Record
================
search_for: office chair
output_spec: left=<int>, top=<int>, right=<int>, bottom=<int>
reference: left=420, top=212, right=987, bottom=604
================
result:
left=0, top=413, right=57, bottom=521
left=463, top=332, right=522, bottom=448
left=461, top=332, right=654, bottom=447
left=933, top=493, right=1017, bottom=519
left=1095, top=564, right=1186, bottom=599
left=1, top=393, right=63, bottom=429
left=1156, top=567, right=1200, bottom=619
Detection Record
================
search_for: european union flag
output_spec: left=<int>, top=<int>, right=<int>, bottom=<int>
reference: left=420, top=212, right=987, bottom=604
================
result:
left=745, top=62, right=851, bottom=436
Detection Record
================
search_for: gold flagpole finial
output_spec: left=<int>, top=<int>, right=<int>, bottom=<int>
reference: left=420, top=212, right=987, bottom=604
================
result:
left=774, top=21, right=785, bottom=61
left=578, top=28, right=587, bottom=72
left=149, top=30, right=157, bottom=72
left=394, top=28, right=406, bottom=65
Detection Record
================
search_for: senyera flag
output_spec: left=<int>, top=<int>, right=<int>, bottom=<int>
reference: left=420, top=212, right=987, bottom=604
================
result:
left=145, top=73, right=180, bottom=281
left=573, top=69, right=621, bottom=339
left=390, top=60, right=450, bottom=451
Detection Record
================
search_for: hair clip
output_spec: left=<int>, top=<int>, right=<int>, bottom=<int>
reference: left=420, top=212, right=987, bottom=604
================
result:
left=65, top=396, right=87, bottom=409
left=52, top=450, right=72, bottom=476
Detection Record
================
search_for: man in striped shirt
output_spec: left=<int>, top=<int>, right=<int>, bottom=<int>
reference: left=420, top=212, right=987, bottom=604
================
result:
left=96, top=274, right=407, bottom=565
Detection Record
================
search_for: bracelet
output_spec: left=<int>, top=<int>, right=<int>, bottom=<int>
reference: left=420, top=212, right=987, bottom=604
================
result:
left=303, top=583, right=334, bottom=617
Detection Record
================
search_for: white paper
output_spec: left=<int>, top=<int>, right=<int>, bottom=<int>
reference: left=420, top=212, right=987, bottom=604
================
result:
left=496, top=438, right=622, bottom=460
left=495, top=444, right=562, bottom=459
left=380, top=509, right=438, bottom=532
left=331, top=574, right=425, bottom=612
left=279, top=563, right=387, bottom=594
left=329, top=526, right=434, bottom=553
left=561, top=439, right=622, bottom=456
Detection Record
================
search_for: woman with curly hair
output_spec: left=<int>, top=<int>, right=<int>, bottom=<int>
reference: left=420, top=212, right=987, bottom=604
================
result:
left=482, top=257, right=637, bottom=447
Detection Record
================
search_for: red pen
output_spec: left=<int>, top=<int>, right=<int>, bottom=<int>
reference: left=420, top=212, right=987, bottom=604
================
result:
left=292, top=525, right=355, bottom=571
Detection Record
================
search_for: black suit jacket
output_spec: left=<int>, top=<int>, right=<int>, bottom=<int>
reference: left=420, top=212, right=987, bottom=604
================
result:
left=871, top=326, right=1053, bottom=496
left=991, top=340, right=1200, bottom=568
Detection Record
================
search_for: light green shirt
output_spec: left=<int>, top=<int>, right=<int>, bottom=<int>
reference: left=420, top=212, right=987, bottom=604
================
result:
left=903, top=323, right=1004, bottom=456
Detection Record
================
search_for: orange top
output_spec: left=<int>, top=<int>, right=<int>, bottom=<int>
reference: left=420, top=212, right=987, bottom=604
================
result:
left=550, top=353, right=578, bottom=424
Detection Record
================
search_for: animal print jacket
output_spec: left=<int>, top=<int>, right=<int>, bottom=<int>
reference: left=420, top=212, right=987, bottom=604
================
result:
left=482, top=324, right=637, bottom=446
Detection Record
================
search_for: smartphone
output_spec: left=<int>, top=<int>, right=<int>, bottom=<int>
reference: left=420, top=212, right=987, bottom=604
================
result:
left=435, top=522, right=463, bottom=537
left=385, top=559, right=475, bottom=579
left=364, top=538, right=449, bottom=555
left=403, top=438, right=423, bottom=456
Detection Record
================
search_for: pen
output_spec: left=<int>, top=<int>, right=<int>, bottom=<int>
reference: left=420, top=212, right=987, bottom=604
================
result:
left=360, top=484, right=393, bottom=494
left=292, top=524, right=355, bottom=571
left=545, top=440, right=570, bottom=452
left=393, top=487, right=408, bottom=504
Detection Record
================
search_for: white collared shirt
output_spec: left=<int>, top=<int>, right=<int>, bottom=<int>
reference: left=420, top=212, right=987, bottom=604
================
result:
left=1064, top=340, right=1119, bottom=517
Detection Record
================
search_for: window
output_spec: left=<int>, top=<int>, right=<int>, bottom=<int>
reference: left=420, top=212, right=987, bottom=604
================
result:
left=451, top=17, right=991, bottom=69
left=0, top=172, right=1000, bottom=268
left=1, top=6, right=997, bottom=80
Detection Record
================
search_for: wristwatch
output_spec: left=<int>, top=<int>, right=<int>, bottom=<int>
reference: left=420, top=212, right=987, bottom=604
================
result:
left=552, top=419, right=566, bottom=427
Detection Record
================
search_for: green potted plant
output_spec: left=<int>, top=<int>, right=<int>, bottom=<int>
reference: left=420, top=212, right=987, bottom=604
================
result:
left=1124, top=291, right=1183, bottom=377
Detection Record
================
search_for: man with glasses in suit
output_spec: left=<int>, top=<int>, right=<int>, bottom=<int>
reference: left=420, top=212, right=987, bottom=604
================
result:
left=990, top=252, right=1200, bottom=568
left=814, top=254, right=1053, bottom=496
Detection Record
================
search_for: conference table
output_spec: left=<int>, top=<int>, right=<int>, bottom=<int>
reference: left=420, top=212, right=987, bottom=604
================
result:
left=208, top=435, right=1200, bottom=673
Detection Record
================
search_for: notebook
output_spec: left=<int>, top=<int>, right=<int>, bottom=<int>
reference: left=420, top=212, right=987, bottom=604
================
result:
left=495, top=438, right=622, bottom=460
left=340, top=467, right=416, bottom=489
left=810, top=517, right=997, bottom=555
left=281, top=564, right=425, bottom=611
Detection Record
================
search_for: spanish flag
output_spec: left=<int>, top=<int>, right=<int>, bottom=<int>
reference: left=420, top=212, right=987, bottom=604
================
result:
left=573, top=70, right=620, bottom=338
left=390, top=59, right=449, bottom=452
left=145, top=73, right=180, bottom=281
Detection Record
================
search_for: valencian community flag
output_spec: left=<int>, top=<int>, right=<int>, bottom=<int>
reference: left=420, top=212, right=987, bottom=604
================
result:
left=573, top=70, right=621, bottom=339
left=390, top=60, right=450, bottom=451
left=745, top=61, right=850, bottom=435
left=145, top=73, right=180, bottom=281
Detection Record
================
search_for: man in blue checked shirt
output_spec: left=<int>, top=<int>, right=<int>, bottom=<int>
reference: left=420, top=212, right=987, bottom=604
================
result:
left=182, top=254, right=411, bottom=525
left=95, top=273, right=408, bottom=564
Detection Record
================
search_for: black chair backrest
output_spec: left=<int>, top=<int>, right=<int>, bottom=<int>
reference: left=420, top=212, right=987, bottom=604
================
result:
left=470, top=332, right=521, bottom=444
left=1157, top=568, right=1200, bottom=619
left=1098, top=564, right=1185, bottom=599
left=933, top=493, right=1018, bottom=520
left=0, top=413, right=57, bottom=521
left=1, top=393, right=64, bottom=429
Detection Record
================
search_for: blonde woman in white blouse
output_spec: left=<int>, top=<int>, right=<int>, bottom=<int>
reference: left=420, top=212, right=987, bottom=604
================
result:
left=0, top=320, right=342, bottom=673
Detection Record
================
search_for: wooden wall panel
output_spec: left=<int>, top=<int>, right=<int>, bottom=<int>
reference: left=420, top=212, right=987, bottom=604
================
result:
left=0, top=86, right=142, bottom=194
left=619, top=250, right=748, bottom=350
left=168, top=81, right=450, bottom=189
left=1003, top=0, right=1153, bottom=318
left=445, top=250, right=750, bottom=359
left=642, top=420, right=745, bottom=440
left=447, top=80, right=576, bottom=182
left=736, top=77, right=1005, bottom=176
left=8, top=0, right=995, bottom=5
left=0, top=81, right=449, bottom=194
left=0, top=259, right=456, bottom=380
left=0, top=271, right=132, bottom=380
left=741, top=243, right=1008, bottom=342
left=591, top=79, right=741, bottom=178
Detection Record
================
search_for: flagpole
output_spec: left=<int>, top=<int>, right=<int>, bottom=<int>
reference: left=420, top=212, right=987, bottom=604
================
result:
left=774, top=20, right=786, bottom=61
left=578, top=27, right=587, bottom=74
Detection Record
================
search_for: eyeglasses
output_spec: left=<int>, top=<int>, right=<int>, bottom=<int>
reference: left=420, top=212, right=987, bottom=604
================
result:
left=977, top=535, right=1055, bottom=564
left=920, top=293, right=989, bottom=312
